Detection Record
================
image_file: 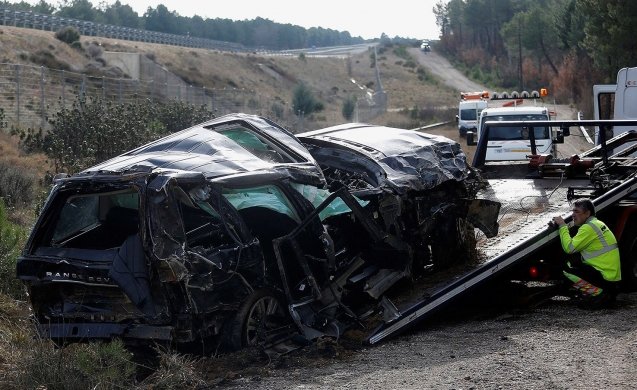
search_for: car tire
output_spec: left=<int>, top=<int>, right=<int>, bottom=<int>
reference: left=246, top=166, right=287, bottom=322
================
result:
left=221, top=288, right=286, bottom=351
left=431, top=218, right=476, bottom=270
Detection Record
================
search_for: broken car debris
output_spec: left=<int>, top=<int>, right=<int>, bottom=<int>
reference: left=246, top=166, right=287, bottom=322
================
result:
left=17, top=113, right=499, bottom=351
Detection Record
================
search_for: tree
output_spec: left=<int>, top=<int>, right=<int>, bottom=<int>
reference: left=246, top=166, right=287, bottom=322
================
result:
left=144, top=4, right=181, bottom=35
left=57, top=0, right=99, bottom=22
left=578, top=0, right=637, bottom=81
left=102, top=1, right=140, bottom=28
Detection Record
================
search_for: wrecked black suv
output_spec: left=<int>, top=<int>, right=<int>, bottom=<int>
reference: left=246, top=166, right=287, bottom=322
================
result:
left=17, top=113, right=498, bottom=350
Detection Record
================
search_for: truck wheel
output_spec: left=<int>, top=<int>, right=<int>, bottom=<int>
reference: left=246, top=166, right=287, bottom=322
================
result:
left=221, top=289, right=287, bottom=351
left=619, top=224, right=637, bottom=292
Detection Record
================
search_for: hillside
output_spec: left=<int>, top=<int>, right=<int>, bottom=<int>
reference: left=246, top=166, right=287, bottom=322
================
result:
left=0, top=26, right=457, bottom=134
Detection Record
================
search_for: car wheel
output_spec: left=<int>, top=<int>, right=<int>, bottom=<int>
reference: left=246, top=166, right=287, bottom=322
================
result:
left=222, top=289, right=287, bottom=351
left=431, top=218, right=476, bottom=270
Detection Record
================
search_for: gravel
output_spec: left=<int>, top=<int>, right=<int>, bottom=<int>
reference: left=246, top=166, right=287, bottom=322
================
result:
left=227, top=292, right=637, bottom=389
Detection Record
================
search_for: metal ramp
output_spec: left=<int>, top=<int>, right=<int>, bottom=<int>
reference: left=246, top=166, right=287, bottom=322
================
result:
left=367, top=174, right=637, bottom=345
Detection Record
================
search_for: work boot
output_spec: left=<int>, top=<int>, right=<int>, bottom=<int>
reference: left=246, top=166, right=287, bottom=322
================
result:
left=576, top=293, right=613, bottom=310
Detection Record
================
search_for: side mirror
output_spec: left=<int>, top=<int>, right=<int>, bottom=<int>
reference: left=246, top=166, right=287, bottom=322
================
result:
left=455, top=114, right=459, bottom=123
left=553, top=129, right=565, bottom=144
left=467, top=131, right=476, bottom=146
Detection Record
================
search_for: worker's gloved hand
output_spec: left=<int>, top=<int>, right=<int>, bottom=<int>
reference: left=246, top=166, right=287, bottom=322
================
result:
left=552, top=216, right=566, bottom=227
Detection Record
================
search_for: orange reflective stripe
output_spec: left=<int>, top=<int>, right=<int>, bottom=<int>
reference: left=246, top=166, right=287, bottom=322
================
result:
left=572, top=278, right=602, bottom=296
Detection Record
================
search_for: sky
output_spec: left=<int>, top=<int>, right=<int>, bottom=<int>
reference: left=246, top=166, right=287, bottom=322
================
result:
left=80, top=0, right=441, bottom=40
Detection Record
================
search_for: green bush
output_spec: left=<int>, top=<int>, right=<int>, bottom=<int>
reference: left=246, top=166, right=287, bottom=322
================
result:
left=392, top=45, right=410, bottom=60
left=17, top=98, right=213, bottom=174
left=292, top=83, right=323, bottom=116
left=0, top=161, right=37, bottom=208
left=342, top=95, right=357, bottom=120
left=0, top=199, right=27, bottom=299
left=55, top=26, right=80, bottom=45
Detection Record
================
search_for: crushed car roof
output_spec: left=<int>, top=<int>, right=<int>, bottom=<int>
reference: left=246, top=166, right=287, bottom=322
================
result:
left=82, top=113, right=318, bottom=179
left=298, top=123, right=471, bottom=191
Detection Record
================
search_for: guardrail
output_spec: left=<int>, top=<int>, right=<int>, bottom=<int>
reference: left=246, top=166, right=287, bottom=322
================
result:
left=0, top=8, right=249, bottom=52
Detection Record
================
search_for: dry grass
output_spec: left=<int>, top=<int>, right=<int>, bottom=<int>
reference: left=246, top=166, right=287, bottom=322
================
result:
left=0, top=131, right=50, bottom=176
left=0, top=26, right=90, bottom=70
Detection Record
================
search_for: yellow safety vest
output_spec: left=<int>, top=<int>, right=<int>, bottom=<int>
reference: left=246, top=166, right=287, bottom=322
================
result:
left=559, top=216, right=621, bottom=282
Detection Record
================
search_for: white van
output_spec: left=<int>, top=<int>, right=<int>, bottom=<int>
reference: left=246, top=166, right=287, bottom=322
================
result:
left=458, top=99, right=488, bottom=136
left=477, top=106, right=553, bottom=161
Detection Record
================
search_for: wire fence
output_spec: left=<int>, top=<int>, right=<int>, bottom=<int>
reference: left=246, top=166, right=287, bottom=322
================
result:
left=0, top=62, right=383, bottom=133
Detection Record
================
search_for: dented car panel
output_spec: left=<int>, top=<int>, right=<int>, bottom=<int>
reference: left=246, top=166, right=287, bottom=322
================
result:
left=298, top=123, right=471, bottom=193
left=18, top=114, right=500, bottom=349
left=299, top=123, right=500, bottom=271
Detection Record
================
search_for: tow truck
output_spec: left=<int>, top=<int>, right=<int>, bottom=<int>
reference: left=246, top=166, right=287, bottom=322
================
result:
left=367, top=118, right=637, bottom=345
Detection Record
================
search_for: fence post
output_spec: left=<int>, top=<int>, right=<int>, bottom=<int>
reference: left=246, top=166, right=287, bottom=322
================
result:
left=102, top=76, right=105, bottom=102
left=40, top=66, right=46, bottom=128
left=15, top=64, right=20, bottom=127
left=61, top=69, right=66, bottom=107
left=118, top=78, right=122, bottom=104
left=81, top=74, right=86, bottom=100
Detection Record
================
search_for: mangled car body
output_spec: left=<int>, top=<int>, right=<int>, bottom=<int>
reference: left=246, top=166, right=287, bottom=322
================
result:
left=17, top=114, right=498, bottom=349
left=298, top=123, right=500, bottom=271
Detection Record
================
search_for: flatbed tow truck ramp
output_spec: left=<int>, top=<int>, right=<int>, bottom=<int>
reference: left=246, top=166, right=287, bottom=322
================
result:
left=368, top=122, right=637, bottom=345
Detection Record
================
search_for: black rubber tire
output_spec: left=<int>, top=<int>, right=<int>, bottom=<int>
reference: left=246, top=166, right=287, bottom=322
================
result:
left=221, top=289, right=285, bottom=351
left=431, top=217, right=476, bottom=270
left=619, top=222, right=637, bottom=292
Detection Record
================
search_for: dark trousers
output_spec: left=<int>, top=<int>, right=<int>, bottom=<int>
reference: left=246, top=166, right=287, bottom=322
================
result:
left=564, top=259, right=619, bottom=297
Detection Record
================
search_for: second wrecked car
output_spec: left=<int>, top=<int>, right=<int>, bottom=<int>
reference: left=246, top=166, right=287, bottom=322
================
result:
left=17, top=113, right=498, bottom=350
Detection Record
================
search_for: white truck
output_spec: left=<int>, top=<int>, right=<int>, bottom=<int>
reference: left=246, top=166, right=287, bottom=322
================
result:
left=593, top=67, right=637, bottom=146
left=457, top=91, right=489, bottom=136
left=472, top=105, right=555, bottom=161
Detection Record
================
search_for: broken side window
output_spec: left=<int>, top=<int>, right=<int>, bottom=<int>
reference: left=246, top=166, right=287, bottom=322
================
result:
left=217, top=126, right=294, bottom=164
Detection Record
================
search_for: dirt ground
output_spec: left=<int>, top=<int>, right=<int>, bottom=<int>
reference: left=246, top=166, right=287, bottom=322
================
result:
left=223, top=290, right=637, bottom=389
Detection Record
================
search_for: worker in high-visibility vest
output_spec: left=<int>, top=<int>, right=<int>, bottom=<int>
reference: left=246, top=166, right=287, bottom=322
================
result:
left=552, top=198, right=621, bottom=309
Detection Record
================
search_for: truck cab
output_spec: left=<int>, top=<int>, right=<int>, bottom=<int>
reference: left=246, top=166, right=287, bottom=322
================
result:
left=475, top=106, right=554, bottom=161
left=457, top=91, right=489, bottom=136
left=593, top=67, right=637, bottom=151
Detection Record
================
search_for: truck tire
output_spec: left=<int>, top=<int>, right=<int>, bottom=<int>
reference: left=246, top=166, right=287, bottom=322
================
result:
left=619, top=223, right=637, bottom=292
left=221, top=289, right=287, bottom=351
